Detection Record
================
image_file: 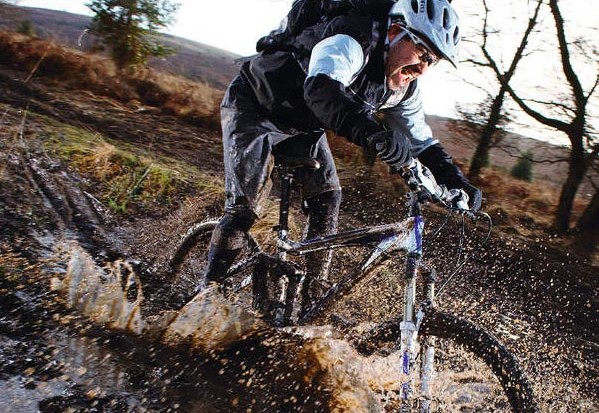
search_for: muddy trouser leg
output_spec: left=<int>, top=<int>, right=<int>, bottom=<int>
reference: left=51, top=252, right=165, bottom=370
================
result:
left=300, top=189, right=342, bottom=316
left=203, top=210, right=255, bottom=287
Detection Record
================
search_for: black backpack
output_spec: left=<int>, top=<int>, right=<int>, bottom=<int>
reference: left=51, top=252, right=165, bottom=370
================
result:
left=256, top=0, right=392, bottom=53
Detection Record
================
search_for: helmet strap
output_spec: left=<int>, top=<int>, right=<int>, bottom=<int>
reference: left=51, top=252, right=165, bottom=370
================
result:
left=385, top=27, right=408, bottom=52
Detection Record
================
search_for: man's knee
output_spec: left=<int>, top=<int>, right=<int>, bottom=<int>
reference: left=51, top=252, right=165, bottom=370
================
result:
left=212, top=209, right=256, bottom=250
left=220, top=208, right=256, bottom=232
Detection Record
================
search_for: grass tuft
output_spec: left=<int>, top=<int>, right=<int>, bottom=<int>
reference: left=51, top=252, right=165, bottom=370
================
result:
left=40, top=123, right=215, bottom=215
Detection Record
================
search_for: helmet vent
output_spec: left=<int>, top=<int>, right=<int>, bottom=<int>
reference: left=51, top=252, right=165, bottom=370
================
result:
left=427, top=0, right=435, bottom=19
left=453, top=26, right=459, bottom=44
left=443, top=8, right=449, bottom=28
left=411, top=0, right=419, bottom=13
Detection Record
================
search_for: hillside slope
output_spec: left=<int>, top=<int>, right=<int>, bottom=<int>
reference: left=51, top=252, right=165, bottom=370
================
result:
left=0, top=5, right=240, bottom=90
left=2, top=6, right=591, bottom=195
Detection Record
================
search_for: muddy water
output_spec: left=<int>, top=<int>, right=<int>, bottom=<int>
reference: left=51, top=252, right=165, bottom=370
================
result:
left=1, top=242, right=596, bottom=412
left=42, top=245, right=513, bottom=411
left=1, top=332, right=146, bottom=413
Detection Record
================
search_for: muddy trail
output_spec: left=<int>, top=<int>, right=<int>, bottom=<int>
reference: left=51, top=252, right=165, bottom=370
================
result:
left=1, top=65, right=597, bottom=412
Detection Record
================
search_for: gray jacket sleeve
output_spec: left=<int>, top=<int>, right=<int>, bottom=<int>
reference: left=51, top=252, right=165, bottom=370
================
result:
left=378, top=81, right=438, bottom=157
left=304, top=34, right=385, bottom=146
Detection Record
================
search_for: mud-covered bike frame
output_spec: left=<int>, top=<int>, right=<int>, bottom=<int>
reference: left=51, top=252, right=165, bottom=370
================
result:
left=168, top=156, right=539, bottom=412
left=250, top=157, right=467, bottom=410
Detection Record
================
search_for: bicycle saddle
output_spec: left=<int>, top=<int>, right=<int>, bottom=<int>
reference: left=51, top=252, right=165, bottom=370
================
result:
left=274, top=154, right=321, bottom=170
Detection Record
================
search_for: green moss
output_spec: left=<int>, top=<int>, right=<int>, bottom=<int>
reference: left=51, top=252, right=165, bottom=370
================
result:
left=38, top=122, right=218, bottom=214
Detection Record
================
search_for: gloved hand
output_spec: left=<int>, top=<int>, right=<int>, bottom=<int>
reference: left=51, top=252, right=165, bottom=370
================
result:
left=418, top=144, right=483, bottom=212
left=366, top=130, right=412, bottom=170
left=459, top=181, right=482, bottom=212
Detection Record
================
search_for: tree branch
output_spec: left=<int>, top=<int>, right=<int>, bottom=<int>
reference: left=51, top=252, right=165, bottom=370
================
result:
left=549, top=0, right=586, bottom=110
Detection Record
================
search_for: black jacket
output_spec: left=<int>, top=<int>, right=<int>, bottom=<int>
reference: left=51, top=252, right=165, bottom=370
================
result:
left=239, top=1, right=417, bottom=146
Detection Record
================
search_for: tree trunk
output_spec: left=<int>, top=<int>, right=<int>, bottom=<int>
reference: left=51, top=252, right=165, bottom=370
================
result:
left=468, top=87, right=506, bottom=178
left=576, top=190, right=599, bottom=233
left=553, top=142, right=587, bottom=233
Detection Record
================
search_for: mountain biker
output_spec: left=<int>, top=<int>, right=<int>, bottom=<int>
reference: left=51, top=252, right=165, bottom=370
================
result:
left=203, top=0, right=482, bottom=318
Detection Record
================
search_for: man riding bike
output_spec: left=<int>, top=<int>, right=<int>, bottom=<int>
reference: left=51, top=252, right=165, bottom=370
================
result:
left=203, top=0, right=482, bottom=318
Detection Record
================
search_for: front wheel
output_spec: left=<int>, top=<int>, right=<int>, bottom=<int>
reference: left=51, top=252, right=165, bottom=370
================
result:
left=355, top=308, right=539, bottom=413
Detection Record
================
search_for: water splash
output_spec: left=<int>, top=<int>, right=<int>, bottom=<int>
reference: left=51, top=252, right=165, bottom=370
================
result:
left=51, top=243, right=144, bottom=333
left=160, top=286, right=267, bottom=351
left=52, top=243, right=588, bottom=412
left=51, top=245, right=387, bottom=411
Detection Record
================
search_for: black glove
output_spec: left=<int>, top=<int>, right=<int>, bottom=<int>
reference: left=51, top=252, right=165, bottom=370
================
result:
left=418, top=144, right=482, bottom=212
left=459, top=181, right=482, bottom=212
left=367, top=130, right=412, bottom=171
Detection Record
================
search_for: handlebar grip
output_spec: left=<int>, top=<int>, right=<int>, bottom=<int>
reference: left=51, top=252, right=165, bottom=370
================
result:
left=402, top=160, right=475, bottom=215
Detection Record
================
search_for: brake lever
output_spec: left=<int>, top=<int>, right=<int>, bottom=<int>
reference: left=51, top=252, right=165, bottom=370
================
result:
left=402, top=160, right=478, bottom=219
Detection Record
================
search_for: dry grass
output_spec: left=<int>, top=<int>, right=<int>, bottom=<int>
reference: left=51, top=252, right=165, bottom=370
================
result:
left=0, top=31, right=222, bottom=128
left=40, top=123, right=192, bottom=215
left=475, top=167, right=588, bottom=231
left=327, top=132, right=589, bottom=236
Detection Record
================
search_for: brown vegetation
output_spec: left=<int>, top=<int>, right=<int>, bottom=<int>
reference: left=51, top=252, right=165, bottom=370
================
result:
left=0, top=31, right=222, bottom=128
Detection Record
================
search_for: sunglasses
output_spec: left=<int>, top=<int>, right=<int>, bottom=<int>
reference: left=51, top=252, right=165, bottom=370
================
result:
left=404, top=30, right=440, bottom=66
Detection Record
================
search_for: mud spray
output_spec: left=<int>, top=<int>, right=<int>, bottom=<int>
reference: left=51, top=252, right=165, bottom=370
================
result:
left=33, top=242, right=593, bottom=412
left=48, top=244, right=392, bottom=411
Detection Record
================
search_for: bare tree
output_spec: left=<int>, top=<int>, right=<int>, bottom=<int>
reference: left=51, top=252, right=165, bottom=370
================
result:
left=576, top=142, right=599, bottom=234
left=488, top=0, right=598, bottom=233
left=577, top=188, right=599, bottom=233
left=463, top=0, right=543, bottom=179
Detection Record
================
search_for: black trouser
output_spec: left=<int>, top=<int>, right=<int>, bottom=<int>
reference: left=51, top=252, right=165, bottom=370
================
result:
left=203, top=190, right=342, bottom=296
left=300, top=189, right=341, bottom=314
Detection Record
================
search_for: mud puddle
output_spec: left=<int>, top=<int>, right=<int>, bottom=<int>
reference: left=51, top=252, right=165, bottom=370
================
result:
left=1, top=332, right=147, bottom=413
left=43, top=243, right=519, bottom=412
left=1, top=239, right=597, bottom=412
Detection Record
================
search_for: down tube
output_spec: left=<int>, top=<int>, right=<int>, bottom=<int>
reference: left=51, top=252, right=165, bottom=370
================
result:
left=400, top=214, right=424, bottom=408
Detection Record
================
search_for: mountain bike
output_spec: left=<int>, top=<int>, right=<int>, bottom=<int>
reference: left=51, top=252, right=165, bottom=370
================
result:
left=166, top=156, right=539, bottom=413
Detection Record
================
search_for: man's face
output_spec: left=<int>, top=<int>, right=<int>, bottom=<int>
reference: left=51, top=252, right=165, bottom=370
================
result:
left=386, top=25, right=438, bottom=91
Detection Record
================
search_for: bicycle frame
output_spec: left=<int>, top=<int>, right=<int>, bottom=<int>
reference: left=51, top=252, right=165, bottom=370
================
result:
left=168, top=160, right=508, bottom=411
left=294, top=190, right=435, bottom=410
left=223, top=165, right=439, bottom=409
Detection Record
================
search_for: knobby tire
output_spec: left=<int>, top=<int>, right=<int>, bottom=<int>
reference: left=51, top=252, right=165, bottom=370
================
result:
left=356, top=308, right=539, bottom=413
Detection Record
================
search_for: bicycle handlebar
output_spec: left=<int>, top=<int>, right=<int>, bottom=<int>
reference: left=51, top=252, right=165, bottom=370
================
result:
left=400, top=159, right=471, bottom=213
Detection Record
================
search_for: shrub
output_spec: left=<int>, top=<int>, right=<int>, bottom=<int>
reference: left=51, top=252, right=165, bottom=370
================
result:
left=510, top=151, right=534, bottom=182
left=16, top=20, right=35, bottom=37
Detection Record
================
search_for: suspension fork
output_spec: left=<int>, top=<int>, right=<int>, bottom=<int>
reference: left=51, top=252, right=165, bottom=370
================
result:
left=419, top=268, right=436, bottom=413
left=400, top=194, right=425, bottom=410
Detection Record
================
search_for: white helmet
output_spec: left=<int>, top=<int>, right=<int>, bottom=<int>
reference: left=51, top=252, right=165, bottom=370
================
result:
left=389, top=0, right=461, bottom=67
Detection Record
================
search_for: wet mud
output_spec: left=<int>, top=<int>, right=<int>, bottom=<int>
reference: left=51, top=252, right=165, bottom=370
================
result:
left=0, top=67, right=597, bottom=412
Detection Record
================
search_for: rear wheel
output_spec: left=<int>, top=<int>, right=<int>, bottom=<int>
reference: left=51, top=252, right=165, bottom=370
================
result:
left=165, top=220, right=260, bottom=309
left=355, top=308, right=539, bottom=413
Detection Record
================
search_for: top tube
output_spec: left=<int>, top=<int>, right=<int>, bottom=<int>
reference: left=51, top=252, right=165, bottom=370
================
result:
left=279, top=217, right=417, bottom=256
